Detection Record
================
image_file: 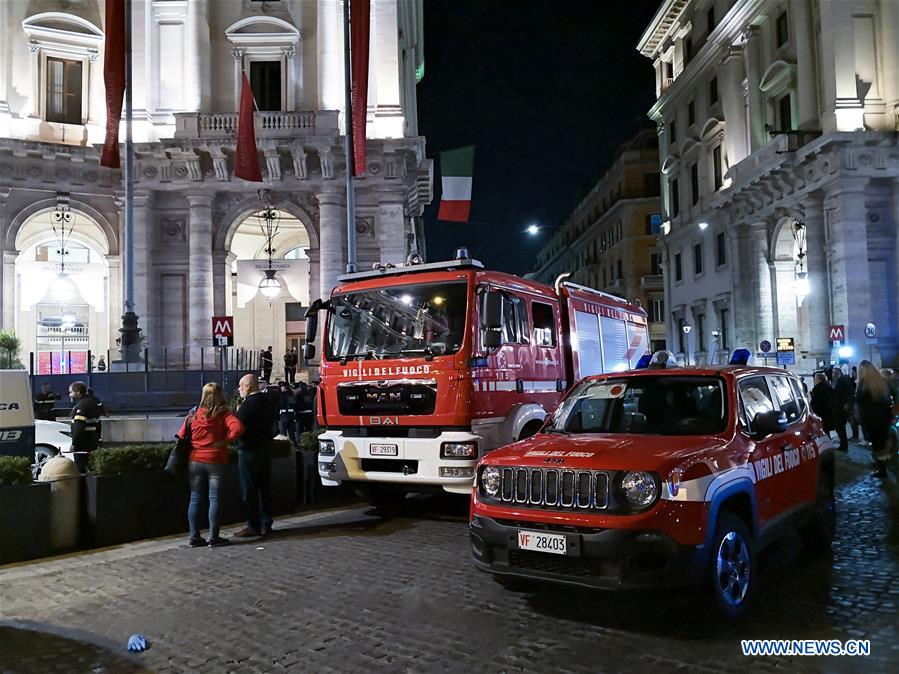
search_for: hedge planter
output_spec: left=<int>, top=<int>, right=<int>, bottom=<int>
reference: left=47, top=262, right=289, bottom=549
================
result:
left=0, top=482, right=52, bottom=564
left=85, top=472, right=189, bottom=547
left=218, top=452, right=298, bottom=526
left=297, top=451, right=321, bottom=506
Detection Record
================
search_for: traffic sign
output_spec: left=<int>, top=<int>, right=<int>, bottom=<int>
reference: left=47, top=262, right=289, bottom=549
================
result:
left=212, top=316, right=234, bottom=347
left=865, top=322, right=877, bottom=338
left=776, top=337, right=795, bottom=366
left=759, top=340, right=772, bottom=353
left=865, top=338, right=878, bottom=345
left=828, top=324, right=845, bottom=342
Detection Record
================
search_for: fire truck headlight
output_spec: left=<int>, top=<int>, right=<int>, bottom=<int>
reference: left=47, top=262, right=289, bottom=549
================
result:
left=441, top=441, right=477, bottom=459
left=619, top=471, right=658, bottom=508
left=481, top=466, right=501, bottom=496
left=319, top=439, right=336, bottom=456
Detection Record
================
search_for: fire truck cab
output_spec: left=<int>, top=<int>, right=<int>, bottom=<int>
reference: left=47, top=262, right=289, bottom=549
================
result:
left=306, top=251, right=648, bottom=502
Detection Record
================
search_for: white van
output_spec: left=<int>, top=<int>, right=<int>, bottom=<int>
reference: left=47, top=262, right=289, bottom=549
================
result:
left=0, top=370, right=73, bottom=463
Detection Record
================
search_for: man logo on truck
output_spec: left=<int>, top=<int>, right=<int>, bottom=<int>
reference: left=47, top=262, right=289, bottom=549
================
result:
left=0, top=402, right=21, bottom=410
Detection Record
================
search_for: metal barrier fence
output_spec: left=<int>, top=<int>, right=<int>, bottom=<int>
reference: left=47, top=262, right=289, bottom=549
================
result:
left=27, top=346, right=310, bottom=416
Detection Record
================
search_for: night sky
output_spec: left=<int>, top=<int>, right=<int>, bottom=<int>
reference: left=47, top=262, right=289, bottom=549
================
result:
left=417, top=1, right=660, bottom=275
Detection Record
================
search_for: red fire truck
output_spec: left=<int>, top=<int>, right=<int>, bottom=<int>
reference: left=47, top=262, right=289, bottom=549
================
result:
left=304, top=250, right=649, bottom=503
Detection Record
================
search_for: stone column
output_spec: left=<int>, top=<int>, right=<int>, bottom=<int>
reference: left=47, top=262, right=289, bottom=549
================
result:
left=317, top=0, right=344, bottom=121
left=188, top=194, right=215, bottom=366
left=803, top=197, right=830, bottom=362
left=187, top=0, right=211, bottom=111
left=24, top=42, right=39, bottom=118
left=317, top=191, right=345, bottom=299
left=376, top=191, right=406, bottom=265
left=819, top=1, right=864, bottom=131
left=881, top=0, right=899, bottom=118
left=2, top=250, right=16, bottom=332
left=105, top=255, right=121, bottom=354
left=743, top=27, right=766, bottom=152
left=212, top=251, right=235, bottom=317
left=130, top=193, right=153, bottom=354
left=732, top=223, right=771, bottom=348
left=721, top=46, right=749, bottom=167
left=825, top=181, right=871, bottom=352
left=791, top=0, right=818, bottom=130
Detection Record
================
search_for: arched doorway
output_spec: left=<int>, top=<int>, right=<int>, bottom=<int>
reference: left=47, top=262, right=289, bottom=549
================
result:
left=771, top=218, right=808, bottom=368
left=13, top=208, right=112, bottom=373
left=226, top=206, right=313, bottom=379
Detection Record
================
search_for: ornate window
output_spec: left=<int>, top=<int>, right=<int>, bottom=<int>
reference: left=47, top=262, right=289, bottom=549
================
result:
left=225, top=17, right=300, bottom=111
left=22, top=13, right=103, bottom=126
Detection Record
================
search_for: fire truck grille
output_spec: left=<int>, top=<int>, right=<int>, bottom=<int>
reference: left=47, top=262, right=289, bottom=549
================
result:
left=499, top=468, right=609, bottom=512
left=337, top=380, right=437, bottom=416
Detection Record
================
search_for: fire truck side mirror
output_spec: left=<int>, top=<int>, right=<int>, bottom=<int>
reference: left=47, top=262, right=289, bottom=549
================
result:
left=482, top=292, right=503, bottom=348
left=304, top=300, right=321, bottom=361
left=303, top=343, right=316, bottom=361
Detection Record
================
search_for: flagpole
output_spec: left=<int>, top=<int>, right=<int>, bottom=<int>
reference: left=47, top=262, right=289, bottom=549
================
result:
left=119, top=0, right=140, bottom=360
left=342, top=0, right=357, bottom=274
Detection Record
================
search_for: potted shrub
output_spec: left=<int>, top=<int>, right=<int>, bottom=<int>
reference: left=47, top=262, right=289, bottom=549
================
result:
left=218, top=439, right=298, bottom=526
left=0, top=456, right=51, bottom=564
left=85, top=443, right=187, bottom=547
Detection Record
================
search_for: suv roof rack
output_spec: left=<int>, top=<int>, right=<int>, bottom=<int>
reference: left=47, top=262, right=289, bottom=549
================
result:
left=336, top=258, right=484, bottom=283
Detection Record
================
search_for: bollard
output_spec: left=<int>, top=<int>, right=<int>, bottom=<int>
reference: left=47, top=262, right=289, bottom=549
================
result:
left=38, top=456, right=81, bottom=550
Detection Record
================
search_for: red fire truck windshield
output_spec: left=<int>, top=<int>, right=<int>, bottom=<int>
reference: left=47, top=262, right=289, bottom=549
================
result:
left=325, top=281, right=468, bottom=361
left=546, top=376, right=727, bottom=436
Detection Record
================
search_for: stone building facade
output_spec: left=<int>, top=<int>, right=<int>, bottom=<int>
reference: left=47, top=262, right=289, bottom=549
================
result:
left=532, top=130, right=666, bottom=350
left=0, top=0, right=432, bottom=371
left=638, top=0, right=899, bottom=370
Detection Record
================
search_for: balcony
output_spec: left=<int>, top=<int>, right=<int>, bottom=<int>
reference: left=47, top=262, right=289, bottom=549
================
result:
left=173, top=110, right=339, bottom=140
left=640, top=274, right=663, bottom=289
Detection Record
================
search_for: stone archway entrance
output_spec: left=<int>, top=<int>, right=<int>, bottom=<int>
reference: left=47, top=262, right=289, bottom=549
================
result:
left=223, top=203, right=315, bottom=380
left=12, top=208, right=113, bottom=373
left=771, top=218, right=808, bottom=369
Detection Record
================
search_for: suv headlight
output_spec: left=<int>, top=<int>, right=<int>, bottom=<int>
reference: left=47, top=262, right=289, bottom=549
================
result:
left=480, top=465, right=500, bottom=497
left=318, top=439, right=335, bottom=456
left=619, top=471, right=658, bottom=508
left=441, top=441, right=477, bottom=459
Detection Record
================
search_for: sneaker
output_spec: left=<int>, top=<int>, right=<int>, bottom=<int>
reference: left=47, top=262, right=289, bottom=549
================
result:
left=188, top=537, right=207, bottom=548
left=232, top=527, right=261, bottom=538
left=208, top=537, right=230, bottom=547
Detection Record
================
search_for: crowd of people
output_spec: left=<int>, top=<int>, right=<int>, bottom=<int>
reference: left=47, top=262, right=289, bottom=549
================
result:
left=810, top=361, right=899, bottom=478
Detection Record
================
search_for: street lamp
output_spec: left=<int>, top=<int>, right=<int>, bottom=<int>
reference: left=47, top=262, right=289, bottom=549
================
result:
left=526, top=224, right=540, bottom=236
left=256, top=189, right=282, bottom=301
left=792, top=220, right=809, bottom=305
left=682, top=323, right=692, bottom=366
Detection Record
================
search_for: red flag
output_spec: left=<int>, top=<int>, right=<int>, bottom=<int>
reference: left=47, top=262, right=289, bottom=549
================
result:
left=100, top=0, right=125, bottom=168
left=234, top=73, right=262, bottom=182
left=350, top=0, right=370, bottom=177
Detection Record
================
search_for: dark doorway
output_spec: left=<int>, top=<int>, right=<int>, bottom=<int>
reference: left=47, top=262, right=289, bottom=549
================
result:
left=250, top=61, right=282, bottom=111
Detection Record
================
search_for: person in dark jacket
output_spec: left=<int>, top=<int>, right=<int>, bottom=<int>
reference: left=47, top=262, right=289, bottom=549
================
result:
left=233, top=374, right=277, bottom=537
left=68, top=381, right=101, bottom=473
left=294, top=382, right=314, bottom=435
left=276, top=381, right=298, bottom=445
left=831, top=367, right=853, bottom=452
left=856, top=360, right=894, bottom=478
left=283, top=348, right=298, bottom=385
left=810, top=373, right=840, bottom=446
left=34, top=383, right=61, bottom=421
left=260, top=346, right=274, bottom=383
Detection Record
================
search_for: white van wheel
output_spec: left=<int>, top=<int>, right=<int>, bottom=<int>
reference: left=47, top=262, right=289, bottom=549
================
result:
left=35, top=444, right=58, bottom=464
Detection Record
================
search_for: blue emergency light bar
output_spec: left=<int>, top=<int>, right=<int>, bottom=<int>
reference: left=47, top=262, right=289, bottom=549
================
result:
left=729, top=348, right=751, bottom=366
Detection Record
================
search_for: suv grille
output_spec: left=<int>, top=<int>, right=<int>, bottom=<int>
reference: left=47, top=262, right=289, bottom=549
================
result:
left=499, top=467, right=609, bottom=511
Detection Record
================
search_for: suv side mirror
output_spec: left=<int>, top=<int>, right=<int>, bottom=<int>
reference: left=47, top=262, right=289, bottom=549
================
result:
left=753, top=410, right=787, bottom=439
left=482, top=292, right=502, bottom=349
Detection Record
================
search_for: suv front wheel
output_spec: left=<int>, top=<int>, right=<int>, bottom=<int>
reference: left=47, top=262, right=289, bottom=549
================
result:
left=708, top=512, right=755, bottom=619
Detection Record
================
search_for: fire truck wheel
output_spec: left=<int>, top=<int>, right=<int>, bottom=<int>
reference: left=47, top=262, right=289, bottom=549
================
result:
left=707, top=511, right=755, bottom=619
left=800, top=472, right=836, bottom=552
left=356, top=486, right=407, bottom=509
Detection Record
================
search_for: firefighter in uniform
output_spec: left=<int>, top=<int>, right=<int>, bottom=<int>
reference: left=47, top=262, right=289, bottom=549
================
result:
left=283, top=348, right=298, bottom=385
left=277, top=381, right=298, bottom=445
left=34, top=382, right=61, bottom=421
left=68, top=381, right=101, bottom=473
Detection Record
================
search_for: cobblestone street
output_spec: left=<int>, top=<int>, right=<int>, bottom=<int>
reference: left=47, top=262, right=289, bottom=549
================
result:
left=1, top=442, right=898, bottom=674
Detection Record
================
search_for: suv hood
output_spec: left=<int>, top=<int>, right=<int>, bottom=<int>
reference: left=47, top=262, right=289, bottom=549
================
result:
left=484, top=432, right=729, bottom=473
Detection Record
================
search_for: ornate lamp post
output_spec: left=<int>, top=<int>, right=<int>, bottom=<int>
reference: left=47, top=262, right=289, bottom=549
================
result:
left=257, top=189, right=282, bottom=301
left=792, top=220, right=809, bottom=306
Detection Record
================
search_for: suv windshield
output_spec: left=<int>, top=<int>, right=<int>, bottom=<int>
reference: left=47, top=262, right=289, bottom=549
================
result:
left=326, top=281, right=468, bottom=360
left=546, top=376, right=727, bottom=436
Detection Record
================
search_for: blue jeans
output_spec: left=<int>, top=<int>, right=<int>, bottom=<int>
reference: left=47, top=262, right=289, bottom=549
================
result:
left=238, top=450, right=273, bottom=533
left=188, top=461, right=226, bottom=540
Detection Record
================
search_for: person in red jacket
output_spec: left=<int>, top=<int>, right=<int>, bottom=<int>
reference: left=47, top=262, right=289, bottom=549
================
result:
left=179, top=382, right=244, bottom=548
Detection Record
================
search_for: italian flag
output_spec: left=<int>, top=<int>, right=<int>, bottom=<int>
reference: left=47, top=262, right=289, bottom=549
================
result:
left=437, top=146, right=475, bottom=223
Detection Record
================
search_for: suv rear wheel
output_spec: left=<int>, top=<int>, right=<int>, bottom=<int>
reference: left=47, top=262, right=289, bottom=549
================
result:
left=708, top=512, right=755, bottom=619
left=800, top=473, right=835, bottom=552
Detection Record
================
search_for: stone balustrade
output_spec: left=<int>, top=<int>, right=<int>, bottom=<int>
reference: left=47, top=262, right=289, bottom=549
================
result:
left=173, top=110, right=339, bottom=140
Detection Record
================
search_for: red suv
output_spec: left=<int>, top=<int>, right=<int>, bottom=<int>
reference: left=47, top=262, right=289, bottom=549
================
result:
left=470, top=363, right=835, bottom=617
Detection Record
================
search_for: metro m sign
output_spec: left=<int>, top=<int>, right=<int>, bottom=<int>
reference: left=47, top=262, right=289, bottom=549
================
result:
left=212, top=316, right=234, bottom=347
left=828, top=324, right=845, bottom=344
